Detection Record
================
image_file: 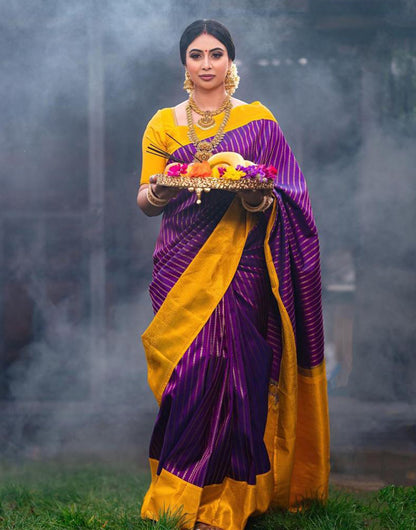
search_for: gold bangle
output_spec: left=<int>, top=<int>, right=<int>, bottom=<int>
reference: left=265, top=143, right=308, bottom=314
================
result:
left=241, top=195, right=274, bottom=213
left=146, top=184, right=169, bottom=208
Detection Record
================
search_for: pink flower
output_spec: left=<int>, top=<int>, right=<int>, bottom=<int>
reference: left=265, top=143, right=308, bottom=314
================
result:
left=167, top=163, right=188, bottom=177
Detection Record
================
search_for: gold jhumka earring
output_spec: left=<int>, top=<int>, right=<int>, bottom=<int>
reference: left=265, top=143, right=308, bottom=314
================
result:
left=183, top=70, right=194, bottom=94
left=224, top=62, right=240, bottom=95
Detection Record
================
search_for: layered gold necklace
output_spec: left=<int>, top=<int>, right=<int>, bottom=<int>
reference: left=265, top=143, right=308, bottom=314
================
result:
left=186, top=96, right=232, bottom=162
left=188, top=95, right=231, bottom=129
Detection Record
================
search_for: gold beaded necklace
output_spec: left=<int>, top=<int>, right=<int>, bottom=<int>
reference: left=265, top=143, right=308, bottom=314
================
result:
left=188, top=95, right=231, bottom=130
left=186, top=98, right=232, bottom=162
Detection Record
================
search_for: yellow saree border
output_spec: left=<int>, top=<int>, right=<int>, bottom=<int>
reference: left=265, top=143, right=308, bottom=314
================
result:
left=141, top=198, right=256, bottom=405
left=298, top=363, right=326, bottom=378
left=141, top=458, right=274, bottom=530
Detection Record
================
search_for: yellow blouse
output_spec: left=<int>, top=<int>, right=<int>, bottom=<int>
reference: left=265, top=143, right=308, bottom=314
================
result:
left=140, top=101, right=277, bottom=184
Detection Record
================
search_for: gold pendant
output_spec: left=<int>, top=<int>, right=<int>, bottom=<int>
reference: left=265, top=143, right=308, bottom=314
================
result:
left=195, top=150, right=211, bottom=161
left=197, top=112, right=216, bottom=130
left=195, top=141, right=212, bottom=161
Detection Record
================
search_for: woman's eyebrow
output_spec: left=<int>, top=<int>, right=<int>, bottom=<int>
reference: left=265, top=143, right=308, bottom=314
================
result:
left=188, top=47, right=225, bottom=53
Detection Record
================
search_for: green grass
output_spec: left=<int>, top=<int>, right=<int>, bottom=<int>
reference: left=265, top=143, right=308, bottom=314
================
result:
left=246, top=486, right=416, bottom=529
left=0, top=461, right=415, bottom=529
left=0, top=461, right=154, bottom=529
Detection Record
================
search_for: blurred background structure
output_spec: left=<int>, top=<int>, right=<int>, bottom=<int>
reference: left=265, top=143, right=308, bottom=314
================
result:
left=1, top=0, right=415, bottom=485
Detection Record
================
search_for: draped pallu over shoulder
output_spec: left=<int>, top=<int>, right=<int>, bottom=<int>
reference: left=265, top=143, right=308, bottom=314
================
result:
left=263, top=200, right=330, bottom=509
left=141, top=197, right=256, bottom=405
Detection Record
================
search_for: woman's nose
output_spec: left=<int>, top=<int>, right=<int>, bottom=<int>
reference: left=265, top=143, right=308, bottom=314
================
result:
left=202, top=54, right=211, bottom=69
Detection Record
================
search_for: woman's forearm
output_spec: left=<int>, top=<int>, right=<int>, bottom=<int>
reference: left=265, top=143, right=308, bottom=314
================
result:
left=137, top=185, right=165, bottom=216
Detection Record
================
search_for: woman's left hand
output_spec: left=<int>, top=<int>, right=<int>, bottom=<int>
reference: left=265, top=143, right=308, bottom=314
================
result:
left=237, top=189, right=265, bottom=207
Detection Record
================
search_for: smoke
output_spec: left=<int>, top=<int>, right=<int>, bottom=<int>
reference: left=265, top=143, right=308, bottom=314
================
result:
left=1, top=0, right=415, bottom=465
left=351, top=127, right=416, bottom=401
left=1, top=215, right=157, bottom=460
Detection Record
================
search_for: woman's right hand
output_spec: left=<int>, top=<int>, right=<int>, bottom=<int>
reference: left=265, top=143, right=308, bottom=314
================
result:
left=137, top=175, right=179, bottom=217
left=149, top=175, right=179, bottom=201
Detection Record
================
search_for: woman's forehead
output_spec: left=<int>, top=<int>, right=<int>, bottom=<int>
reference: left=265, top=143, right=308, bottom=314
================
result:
left=186, top=33, right=225, bottom=52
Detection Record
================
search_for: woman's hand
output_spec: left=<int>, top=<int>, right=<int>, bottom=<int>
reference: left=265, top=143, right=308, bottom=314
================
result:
left=137, top=175, right=179, bottom=217
left=148, top=174, right=179, bottom=202
left=237, top=189, right=265, bottom=207
left=237, top=189, right=274, bottom=213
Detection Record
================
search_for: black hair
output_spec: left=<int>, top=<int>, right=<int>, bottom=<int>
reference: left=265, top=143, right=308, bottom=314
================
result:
left=179, top=19, right=235, bottom=65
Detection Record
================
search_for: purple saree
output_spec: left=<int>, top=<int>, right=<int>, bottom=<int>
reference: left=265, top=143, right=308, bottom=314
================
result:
left=140, top=105, right=330, bottom=530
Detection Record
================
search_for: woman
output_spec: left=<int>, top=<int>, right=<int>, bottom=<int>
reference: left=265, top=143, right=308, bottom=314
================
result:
left=137, top=19, right=329, bottom=530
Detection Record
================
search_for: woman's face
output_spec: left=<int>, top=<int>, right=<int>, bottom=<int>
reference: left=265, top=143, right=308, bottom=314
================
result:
left=185, top=33, right=231, bottom=94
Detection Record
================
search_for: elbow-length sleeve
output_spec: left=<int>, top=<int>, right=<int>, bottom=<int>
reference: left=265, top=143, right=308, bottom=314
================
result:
left=140, top=110, right=168, bottom=185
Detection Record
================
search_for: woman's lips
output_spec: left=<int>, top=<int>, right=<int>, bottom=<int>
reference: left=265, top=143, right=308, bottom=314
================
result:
left=199, top=75, right=215, bottom=80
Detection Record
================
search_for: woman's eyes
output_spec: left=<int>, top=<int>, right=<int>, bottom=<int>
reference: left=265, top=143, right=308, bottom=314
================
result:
left=189, top=52, right=224, bottom=60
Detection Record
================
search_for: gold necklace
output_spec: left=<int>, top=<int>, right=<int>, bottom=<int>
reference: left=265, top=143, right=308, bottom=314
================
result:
left=186, top=99, right=232, bottom=161
left=188, top=95, right=231, bottom=130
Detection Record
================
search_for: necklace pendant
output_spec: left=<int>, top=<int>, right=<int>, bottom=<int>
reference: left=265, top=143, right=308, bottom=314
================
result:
left=195, top=150, right=211, bottom=161
left=197, top=112, right=216, bottom=130
left=198, top=140, right=211, bottom=151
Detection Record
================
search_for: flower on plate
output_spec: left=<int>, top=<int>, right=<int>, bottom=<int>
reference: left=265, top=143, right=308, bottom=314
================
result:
left=265, top=166, right=277, bottom=179
left=222, top=166, right=246, bottom=181
left=235, top=164, right=277, bottom=181
left=187, top=161, right=212, bottom=178
left=166, top=163, right=188, bottom=177
left=212, top=166, right=227, bottom=178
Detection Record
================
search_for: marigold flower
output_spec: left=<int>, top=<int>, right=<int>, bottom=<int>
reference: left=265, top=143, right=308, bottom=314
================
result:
left=188, top=161, right=212, bottom=178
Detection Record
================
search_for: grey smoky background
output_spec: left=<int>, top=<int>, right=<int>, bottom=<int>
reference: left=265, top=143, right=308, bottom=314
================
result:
left=1, top=0, right=415, bottom=482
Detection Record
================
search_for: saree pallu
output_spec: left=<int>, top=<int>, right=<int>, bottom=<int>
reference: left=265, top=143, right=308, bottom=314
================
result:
left=140, top=106, right=330, bottom=529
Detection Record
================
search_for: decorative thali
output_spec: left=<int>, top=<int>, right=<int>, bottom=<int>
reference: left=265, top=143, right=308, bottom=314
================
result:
left=147, top=151, right=277, bottom=204
left=156, top=174, right=275, bottom=204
